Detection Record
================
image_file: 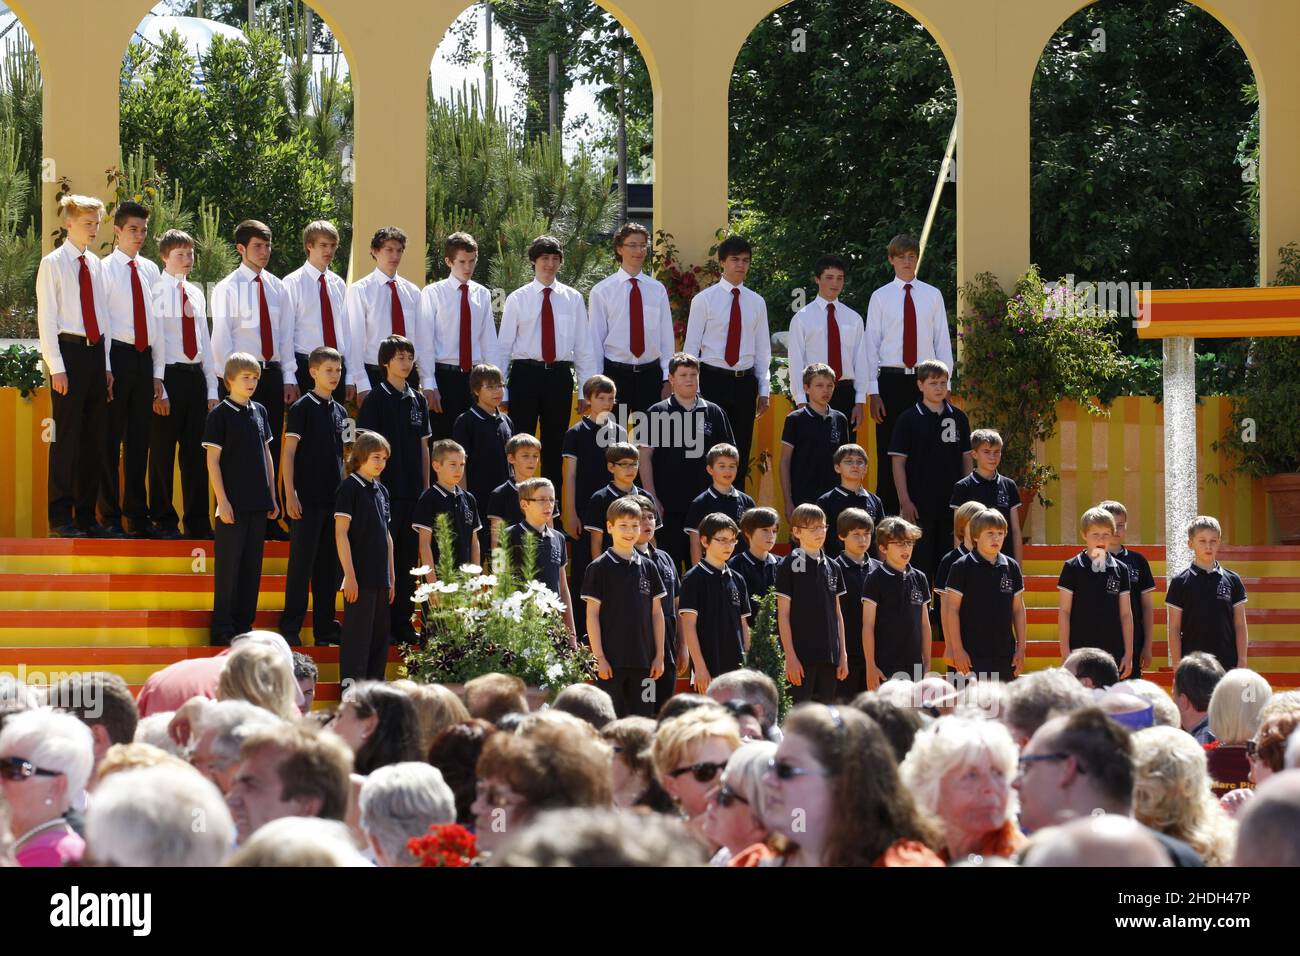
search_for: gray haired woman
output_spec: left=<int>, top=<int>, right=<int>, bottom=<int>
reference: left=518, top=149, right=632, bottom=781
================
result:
left=702, top=741, right=777, bottom=865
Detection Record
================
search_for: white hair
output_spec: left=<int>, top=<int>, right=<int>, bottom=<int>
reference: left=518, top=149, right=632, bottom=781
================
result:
left=898, top=715, right=1020, bottom=823
left=86, top=765, right=235, bottom=866
left=225, top=817, right=372, bottom=867
left=876, top=679, right=918, bottom=710
left=359, top=762, right=457, bottom=865
left=720, top=741, right=778, bottom=828
left=0, top=707, right=94, bottom=796
left=1208, top=669, right=1272, bottom=745
left=134, top=712, right=184, bottom=756
left=954, top=680, right=1009, bottom=722
left=191, top=699, right=284, bottom=763
left=1132, top=725, right=1235, bottom=866
left=1120, top=680, right=1181, bottom=729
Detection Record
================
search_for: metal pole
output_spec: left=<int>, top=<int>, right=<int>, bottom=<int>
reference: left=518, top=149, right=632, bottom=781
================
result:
left=617, top=30, right=628, bottom=224
left=1163, top=335, right=1198, bottom=577
left=548, top=51, right=558, bottom=135
left=485, top=2, right=494, bottom=114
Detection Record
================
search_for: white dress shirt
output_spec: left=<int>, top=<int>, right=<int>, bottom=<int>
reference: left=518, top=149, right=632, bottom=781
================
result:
left=210, top=263, right=294, bottom=375
left=36, top=240, right=113, bottom=375
left=153, top=271, right=219, bottom=401
left=346, top=267, right=427, bottom=380
left=498, top=278, right=596, bottom=400
left=684, top=278, right=771, bottom=396
left=588, top=268, right=675, bottom=378
left=787, top=296, right=869, bottom=405
left=101, top=248, right=165, bottom=379
left=282, top=261, right=359, bottom=388
left=420, top=276, right=499, bottom=372
left=863, top=276, right=953, bottom=395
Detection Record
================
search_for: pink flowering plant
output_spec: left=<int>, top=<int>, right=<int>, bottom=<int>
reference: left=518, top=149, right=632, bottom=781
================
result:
left=956, top=266, right=1125, bottom=506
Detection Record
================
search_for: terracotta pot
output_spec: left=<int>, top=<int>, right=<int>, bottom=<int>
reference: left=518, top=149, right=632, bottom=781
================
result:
left=1018, top=486, right=1038, bottom=542
left=440, top=681, right=551, bottom=712
left=1262, top=473, right=1300, bottom=544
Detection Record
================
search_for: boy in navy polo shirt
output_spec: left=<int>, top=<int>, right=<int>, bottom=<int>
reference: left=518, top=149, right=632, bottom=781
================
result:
left=335, top=431, right=395, bottom=684
left=487, top=433, right=545, bottom=551
left=1100, top=499, right=1157, bottom=678
left=776, top=503, right=848, bottom=705
left=202, top=353, right=279, bottom=645
left=950, top=429, right=1022, bottom=564
left=505, top=477, right=576, bottom=643
left=680, top=513, right=751, bottom=694
left=638, top=352, right=735, bottom=573
left=833, top=508, right=877, bottom=700
left=582, top=497, right=666, bottom=718
left=1166, top=515, right=1248, bottom=672
left=862, top=516, right=931, bottom=690
left=413, top=439, right=481, bottom=579
left=1058, top=506, right=1134, bottom=678
left=634, top=494, right=681, bottom=714
left=279, top=346, right=347, bottom=646
left=933, top=500, right=985, bottom=657
left=817, top=443, right=884, bottom=559
left=780, top=363, right=850, bottom=520
left=355, top=334, right=431, bottom=643
left=942, top=509, right=1027, bottom=683
left=452, top=363, right=512, bottom=557
left=888, top=359, right=972, bottom=586
left=685, top=443, right=756, bottom=566
left=729, top=507, right=780, bottom=623
left=585, top=443, right=656, bottom=559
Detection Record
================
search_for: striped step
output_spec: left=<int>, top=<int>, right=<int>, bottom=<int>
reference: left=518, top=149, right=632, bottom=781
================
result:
left=0, top=574, right=344, bottom=612
left=0, top=539, right=291, bottom=575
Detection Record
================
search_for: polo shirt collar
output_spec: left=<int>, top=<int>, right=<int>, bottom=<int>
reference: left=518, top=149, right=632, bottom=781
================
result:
left=669, top=394, right=702, bottom=412
left=469, top=405, right=495, bottom=421
left=698, top=560, right=731, bottom=576
left=1078, top=550, right=1119, bottom=571
left=707, top=486, right=739, bottom=500
left=350, top=472, right=375, bottom=487
left=1189, top=561, right=1222, bottom=576
left=608, top=549, right=642, bottom=566
left=976, top=550, right=1008, bottom=567
left=305, top=391, right=324, bottom=405
left=833, top=486, right=866, bottom=498
left=221, top=397, right=249, bottom=413
left=432, top=484, right=456, bottom=498
left=880, top=561, right=902, bottom=576
left=916, top=399, right=955, bottom=417
left=380, top=380, right=412, bottom=398
left=840, top=553, right=868, bottom=567
left=972, top=470, right=998, bottom=484
left=522, top=519, right=548, bottom=536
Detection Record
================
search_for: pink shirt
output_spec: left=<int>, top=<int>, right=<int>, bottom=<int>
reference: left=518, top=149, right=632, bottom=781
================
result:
left=16, top=828, right=85, bottom=867
left=136, top=652, right=231, bottom=717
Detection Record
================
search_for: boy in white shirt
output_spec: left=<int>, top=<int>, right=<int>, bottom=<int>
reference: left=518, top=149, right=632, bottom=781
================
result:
left=787, top=254, right=867, bottom=426
left=282, top=220, right=356, bottom=403
left=347, top=225, right=426, bottom=401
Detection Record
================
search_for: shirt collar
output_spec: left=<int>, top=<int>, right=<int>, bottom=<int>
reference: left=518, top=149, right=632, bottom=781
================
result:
left=718, top=277, right=743, bottom=293
left=669, top=393, right=703, bottom=412
left=61, top=240, right=90, bottom=263
left=976, top=550, right=1008, bottom=567
left=834, top=486, right=866, bottom=498
left=530, top=278, right=556, bottom=294
left=917, top=399, right=954, bottom=417
left=840, top=552, right=868, bottom=567
left=432, top=483, right=459, bottom=498
left=371, top=267, right=398, bottom=285
left=697, top=560, right=731, bottom=576
left=608, top=549, right=641, bottom=566
left=522, top=519, right=549, bottom=536
left=350, top=472, right=375, bottom=487
left=708, top=486, right=738, bottom=499
left=1189, top=561, right=1222, bottom=576
left=302, top=261, right=325, bottom=282
left=238, top=262, right=262, bottom=283
left=469, top=405, right=495, bottom=421
left=305, top=391, right=324, bottom=405
left=892, top=276, right=916, bottom=291
left=110, top=248, right=137, bottom=267
left=815, top=295, right=839, bottom=311
left=221, top=397, right=247, bottom=412
left=617, top=268, right=644, bottom=285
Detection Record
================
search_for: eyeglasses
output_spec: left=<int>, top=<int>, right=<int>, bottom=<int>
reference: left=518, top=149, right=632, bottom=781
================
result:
left=524, top=497, right=556, bottom=504
left=768, top=758, right=833, bottom=781
left=669, top=761, right=727, bottom=784
left=716, top=784, right=749, bottom=808
left=796, top=525, right=828, bottom=533
left=1016, top=753, right=1076, bottom=775
left=709, top=536, right=738, bottom=546
left=0, top=756, right=63, bottom=781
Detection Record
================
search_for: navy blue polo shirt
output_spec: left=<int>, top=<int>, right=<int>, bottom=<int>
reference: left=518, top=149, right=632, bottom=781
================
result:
left=781, top=404, right=850, bottom=510
left=452, top=404, right=513, bottom=523
left=943, top=550, right=1023, bottom=665
left=584, top=482, right=660, bottom=538
left=1058, top=552, right=1132, bottom=662
left=1165, top=562, right=1248, bottom=670
left=1114, top=547, right=1157, bottom=657
left=582, top=549, right=667, bottom=669
left=684, top=485, right=756, bottom=536
left=411, top=483, right=481, bottom=568
left=863, top=561, right=930, bottom=672
left=818, top=485, right=885, bottom=559
left=355, top=380, right=431, bottom=502
left=680, top=559, right=751, bottom=678
left=642, top=544, right=680, bottom=669
left=201, top=398, right=275, bottom=512
left=284, top=391, right=347, bottom=506
left=774, top=549, right=846, bottom=666
left=950, top=470, right=1021, bottom=526
left=888, top=401, right=972, bottom=511
left=334, top=473, right=391, bottom=588
left=640, top=395, right=734, bottom=514
left=562, top=416, right=627, bottom=527
left=934, top=545, right=970, bottom=594
left=728, top=549, right=779, bottom=622
left=506, top=521, right=568, bottom=597
left=835, top=552, right=876, bottom=667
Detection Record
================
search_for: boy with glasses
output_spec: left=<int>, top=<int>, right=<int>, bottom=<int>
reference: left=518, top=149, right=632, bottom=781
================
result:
left=679, top=513, right=752, bottom=694
left=505, top=477, right=575, bottom=644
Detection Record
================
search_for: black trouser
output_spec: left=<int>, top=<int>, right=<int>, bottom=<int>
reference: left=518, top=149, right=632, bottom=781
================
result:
left=150, top=363, right=212, bottom=536
left=99, top=341, right=154, bottom=529
left=507, top=361, right=574, bottom=506
left=831, top=379, right=857, bottom=425
left=789, top=662, right=838, bottom=705
left=700, top=364, right=758, bottom=493
left=212, top=510, right=267, bottom=644
left=280, top=500, right=341, bottom=644
left=48, top=335, right=109, bottom=530
left=293, top=353, right=348, bottom=402
left=913, top=506, right=953, bottom=589
left=340, top=586, right=392, bottom=687
left=836, top=662, right=867, bottom=702
left=655, top=510, right=688, bottom=578
left=570, top=537, right=592, bottom=642
left=431, top=364, right=472, bottom=442
left=596, top=667, right=654, bottom=718
left=967, top=655, right=1016, bottom=684
left=390, top=497, right=419, bottom=643
left=363, top=363, right=420, bottom=392
left=874, top=370, right=917, bottom=515
left=605, top=360, right=663, bottom=418
left=654, top=667, right=678, bottom=716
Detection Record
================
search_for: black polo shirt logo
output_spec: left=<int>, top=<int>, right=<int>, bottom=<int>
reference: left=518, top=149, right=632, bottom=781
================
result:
left=728, top=578, right=741, bottom=607
left=459, top=499, right=474, bottom=524
left=638, top=569, right=653, bottom=595
left=1106, top=575, right=1120, bottom=594
left=409, top=402, right=423, bottom=426
left=996, top=486, right=1009, bottom=507
left=909, top=585, right=926, bottom=604
left=999, top=573, right=1013, bottom=593
left=829, top=421, right=842, bottom=444
left=1216, top=578, right=1231, bottom=601
left=823, top=561, right=838, bottom=593
left=702, top=419, right=713, bottom=437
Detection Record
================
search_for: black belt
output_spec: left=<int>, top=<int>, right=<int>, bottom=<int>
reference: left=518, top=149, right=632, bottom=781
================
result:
left=57, top=332, right=103, bottom=346
left=511, top=359, right=572, bottom=371
left=165, top=362, right=205, bottom=373
left=605, top=359, right=662, bottom=375
left=879, top=366, right=916, bottom=376
left=702, top=363, right=754, bottom=379
left=110, top=340, right=152, bottom=353
left=434, top=363, right=471, bottom=374
left=256, top=360, right=280, bottom=370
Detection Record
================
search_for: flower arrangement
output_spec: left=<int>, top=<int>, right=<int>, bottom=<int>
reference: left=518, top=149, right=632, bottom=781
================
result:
left=401, top=514, right=596, bottom=698
left=407, top=823, right=478, bottom=867
left=652, top=228, right=720, bottom=347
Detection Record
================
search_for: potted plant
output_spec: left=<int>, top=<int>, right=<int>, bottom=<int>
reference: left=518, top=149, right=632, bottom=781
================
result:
left=956, top=266, right=1127, bottom=529
left=742, top=591, right=792, bottom=723
left=1215, top=243, right=1300, bottom=542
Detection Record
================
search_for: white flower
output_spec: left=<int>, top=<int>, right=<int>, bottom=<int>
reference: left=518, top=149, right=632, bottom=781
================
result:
left=459, top=564, right=482, bottom=576
left=410, top=565, right=432, bottom=577
left=545, top=663, right=564, bottom=682
left=469, top=574, right=497, bottom=590
left=412, top=583, right=435, bottom=602
left=431, top=580, right=460, bottom=594
left=526, top=580, right=548, bottom=593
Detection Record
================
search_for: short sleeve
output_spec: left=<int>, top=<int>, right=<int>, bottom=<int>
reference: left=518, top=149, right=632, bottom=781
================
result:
left=411, top=489, right=434, bottom=531
left=1010, top=561, right=1025, bottom=594
left=914, top=569, right=931, bottom=594
left=945, top=559, right=967, bottom=596
left=583, top=492, right=606, bottom=532
left=581, top=560, right=605, bottom=603
left=780, top=413, right=798, bottom=447
left=715, top=407, right=736, bottom=446
left=1006, top=478, right=1022, bottom=511
left=465, top=491, right=482, bottom=532
left=201, top=406, right=226, bottom=450
left=1138, top=558, right=1157, bottom=593
left=683, top=496, right=706, bottom=534
left=451, top=412, right=472, bottom=452
left=832, top=563, right=846, bottom=597
left=679, top=571, right=703, bottom=615
left=741, top=492, right=756, bottom=512
left=646, top=561, right=666, bottom=600
left=1057, top=561, right=1075, bottom=593
left=1116, top=563, right=1131, bottom=594
left=887, top=411, right=913, bottom=457
left=862, top=568, right=883, bottom=606
left=256, top=403, right=273, bottom=445
left=1164, top=574, right=1184, bottom=610
left=957, top=409, right=972, bottom=450
left=562, top=426, right=580, bottom=459
left=356, top=391, right=381, bottom=431
left=1232, top=574, right=1247, bottom=606
left=285, top=400, right=306, bottom=441
left=418, top=395, right=432, bottom=440
left=734, top=576, right=751, bottom=618
left=949, top=478, right=967, bottom=509
left=774, top=559, right=793, bottom=599
left=486, top=487, right=508, bottom=521
left=334, top=479, right=357, bottom=518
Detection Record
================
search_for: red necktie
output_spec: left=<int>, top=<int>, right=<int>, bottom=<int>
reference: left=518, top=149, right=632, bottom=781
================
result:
left=180, top=282, right=197, bottom=360
left=628, top=276, right=645, bottom=358
left=128, top=260, right=148, bottom=351
left=459, top=283, right=473, bottom=372
left=724, top=286, right=742, bottom=367
left=319, top=274, right=336, bottom=348
left=825, top=301, right=842, bottom=380
left=78, top=255, right=101, bottom=344
left=540, top=287, right=556, bottom=363
left=388, top=280, right=405, bottom=336
left=903, top=283, right=917, bottom=369
left=253, top=274, right=273, bottom=360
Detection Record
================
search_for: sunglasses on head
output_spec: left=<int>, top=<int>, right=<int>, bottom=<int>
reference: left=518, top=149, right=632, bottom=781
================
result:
left=716, top=783, right=749, bottom=808
left=669, top=761, right=727, bottom=784
left=0, top=756, right=62, bottom=781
